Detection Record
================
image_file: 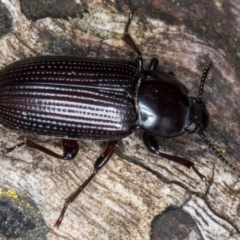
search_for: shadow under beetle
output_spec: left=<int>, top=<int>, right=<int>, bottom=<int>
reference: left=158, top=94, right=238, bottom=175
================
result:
left=0, top=11, right=238, bottom=227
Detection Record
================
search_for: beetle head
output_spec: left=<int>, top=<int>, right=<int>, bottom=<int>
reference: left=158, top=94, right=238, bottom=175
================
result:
left=184, top=62, right=212, bottom=134
left=185, top=97, right=209, bottom=133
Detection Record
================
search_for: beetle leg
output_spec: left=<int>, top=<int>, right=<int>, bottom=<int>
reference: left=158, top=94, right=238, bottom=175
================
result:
left=148, top=58, right=159, bottom=70
left=62, top=139, right=79, bottom=160
left=1, top=138, right=79, bottom=160
left=1, top=142, right=25, bottom=155
left=54, top=140, right=118, bottom=227
left=24, top=138, right=79, bottom=160
left=123, top=10, right=143, bottom=71
left=142, top=132, right=207, bottom=182
left=168, top=71, right=175, bottom=76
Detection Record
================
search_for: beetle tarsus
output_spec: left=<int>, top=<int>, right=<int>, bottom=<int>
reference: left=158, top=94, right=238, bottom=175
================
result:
left=191, top=165, right=208, bottom=183
left=124, top=9, right=135, bottom=35
left=123, top=9, right=143, bottom=71
left=0, top=142, right=25, bottom=155
left=54, top=201, right=70, bottom=228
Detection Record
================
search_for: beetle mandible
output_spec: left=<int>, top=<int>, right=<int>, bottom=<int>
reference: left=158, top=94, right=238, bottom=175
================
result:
left=0, top=10, right=238, bottom=227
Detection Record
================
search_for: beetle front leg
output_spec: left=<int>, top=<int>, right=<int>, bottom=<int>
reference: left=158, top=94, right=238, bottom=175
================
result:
left=54, top=140, right=118, bottom=227
left=143, top=132, right=207, bottom=182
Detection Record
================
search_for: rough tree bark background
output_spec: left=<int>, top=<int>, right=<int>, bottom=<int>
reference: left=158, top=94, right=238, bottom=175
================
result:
left=0, top=0, right=239, bottom=240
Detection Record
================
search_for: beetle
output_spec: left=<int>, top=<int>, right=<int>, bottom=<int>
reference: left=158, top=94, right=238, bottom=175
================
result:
left=0, top=11, right=238, bottom=227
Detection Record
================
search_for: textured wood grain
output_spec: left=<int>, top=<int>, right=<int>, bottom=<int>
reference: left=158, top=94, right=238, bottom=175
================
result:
left=0, top=1, right=239, bottom=240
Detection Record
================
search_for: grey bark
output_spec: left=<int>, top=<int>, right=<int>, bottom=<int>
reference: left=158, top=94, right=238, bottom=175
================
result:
left=0, top=1, right=239, bottom=239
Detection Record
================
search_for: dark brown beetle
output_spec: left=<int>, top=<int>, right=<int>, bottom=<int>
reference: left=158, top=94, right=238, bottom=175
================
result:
left=0, top=11, right=238, bottom=227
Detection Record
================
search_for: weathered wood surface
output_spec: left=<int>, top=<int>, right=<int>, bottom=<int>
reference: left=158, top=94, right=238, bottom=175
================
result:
left=0, top=1, right=239, bottom=239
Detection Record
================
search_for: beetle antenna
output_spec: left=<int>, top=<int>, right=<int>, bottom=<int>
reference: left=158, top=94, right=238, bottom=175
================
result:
left=198, top=61, right=212, bottom=100
left=198, top=131, right=239, bottom=174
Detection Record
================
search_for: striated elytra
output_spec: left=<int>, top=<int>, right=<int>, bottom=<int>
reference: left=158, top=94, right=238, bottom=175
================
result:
left=0, top=11, right=237, bottom=227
